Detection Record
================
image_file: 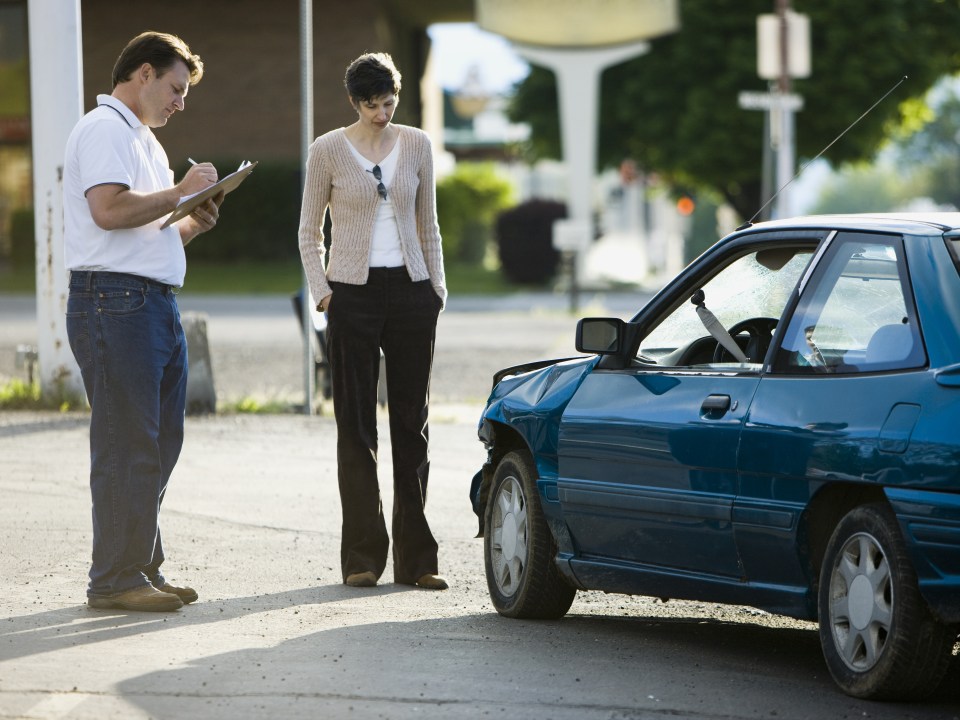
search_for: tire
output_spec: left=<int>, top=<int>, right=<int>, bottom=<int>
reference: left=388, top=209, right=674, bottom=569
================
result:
left=818, top=503, right=955, bottom=700
left=483, top=450, right=576, bottom=619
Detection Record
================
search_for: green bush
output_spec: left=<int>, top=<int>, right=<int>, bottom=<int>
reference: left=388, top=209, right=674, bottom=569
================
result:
left=10, top=207, right=34, bottom=268
left=683, top=192, right=722, bottom=264
left=186, top=159, right=303, bottom=262
left=11, top=161, right=305, bottom=266
left=436, top=163, right=514, bottom=266
left=495, top=199, right=565, bottom=285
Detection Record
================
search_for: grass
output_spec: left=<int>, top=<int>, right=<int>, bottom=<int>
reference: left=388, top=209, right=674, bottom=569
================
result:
left=0, top=379, right=83, bottom=411
left=1, top=259, right=517, bottom=295
left=217, top=396, right=302, bottom=414
left=0, top=265, right=35, bottom=293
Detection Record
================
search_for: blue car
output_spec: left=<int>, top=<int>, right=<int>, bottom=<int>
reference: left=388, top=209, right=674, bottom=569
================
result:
left=471, top=213, right=960, bottom=701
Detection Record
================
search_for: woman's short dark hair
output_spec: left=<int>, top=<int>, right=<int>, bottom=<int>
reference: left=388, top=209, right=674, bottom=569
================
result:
left=344, top=52, right=402, bottom=103
left=112, top=31, right=204, bottom=88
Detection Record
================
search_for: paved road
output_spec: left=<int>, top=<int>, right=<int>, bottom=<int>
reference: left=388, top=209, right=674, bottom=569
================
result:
left=0, top=290, right=645, bottom=410
left=2, top=411, right=958, bottom=720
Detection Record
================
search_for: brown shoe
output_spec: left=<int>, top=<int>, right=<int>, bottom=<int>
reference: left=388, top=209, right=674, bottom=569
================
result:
left=415, top=573, right=449, bottom=590
left=88, top=585, right=183, bottom=612
left=155, top=582, right=198, bottom=604
left=345, top=571, right=377, bottom=587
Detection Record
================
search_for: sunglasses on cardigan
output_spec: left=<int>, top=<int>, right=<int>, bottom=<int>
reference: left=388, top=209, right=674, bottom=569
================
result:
left=367, top=165, right=387, bottom=200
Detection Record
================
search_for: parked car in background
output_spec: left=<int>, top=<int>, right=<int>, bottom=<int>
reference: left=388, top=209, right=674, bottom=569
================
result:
left=470, top=213, right=960, bottom=701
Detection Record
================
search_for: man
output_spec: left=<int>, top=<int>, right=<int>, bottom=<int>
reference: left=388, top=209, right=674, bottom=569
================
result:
left=63, top=31, right=223, bottom=612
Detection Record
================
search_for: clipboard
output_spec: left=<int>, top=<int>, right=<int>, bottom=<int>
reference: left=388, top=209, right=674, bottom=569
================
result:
left=161, top=160, right=257, bottom=228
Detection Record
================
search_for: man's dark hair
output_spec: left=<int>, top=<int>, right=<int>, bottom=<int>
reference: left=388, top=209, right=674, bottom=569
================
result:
left=112, top=31, right=204, bottom=88
left=344, top=52, right=402, bottom=103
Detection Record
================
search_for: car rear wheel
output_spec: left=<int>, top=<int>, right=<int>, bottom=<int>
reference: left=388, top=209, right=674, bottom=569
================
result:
left=484, top=450, right=576, bottom=619
left=818, top=503, right=955, bottom=700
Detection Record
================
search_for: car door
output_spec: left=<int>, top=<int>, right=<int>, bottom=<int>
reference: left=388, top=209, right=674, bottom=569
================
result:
left=556, top=244, right=814, bottom=578
left=736, top=232, right=928, bottom=588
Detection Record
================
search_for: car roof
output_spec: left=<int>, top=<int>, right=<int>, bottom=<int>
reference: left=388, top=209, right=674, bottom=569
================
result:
left=734, top=212, right=960, bottom=238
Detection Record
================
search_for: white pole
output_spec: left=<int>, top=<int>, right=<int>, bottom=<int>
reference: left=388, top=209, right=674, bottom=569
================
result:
left=27, top=0, right=83, bottom=401
left=776, top=103, right=796, bottom=218
left=299, top=0, right=316, bottom=414
left=513, top=41, right=649, bottom=294
left=774, top=0, right=795, bottom=219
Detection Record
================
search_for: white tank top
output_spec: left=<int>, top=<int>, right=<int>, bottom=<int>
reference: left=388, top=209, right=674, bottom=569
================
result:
left=346, top=138, right=404, bottom=268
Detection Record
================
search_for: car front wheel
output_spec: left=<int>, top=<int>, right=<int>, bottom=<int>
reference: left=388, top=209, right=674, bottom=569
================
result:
left=484, top=450, right=576, bottom=619
left=818, top=503, right=955, bottom=700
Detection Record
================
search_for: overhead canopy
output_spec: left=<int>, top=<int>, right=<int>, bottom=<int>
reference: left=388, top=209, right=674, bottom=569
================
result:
left=476, top=0, right=678, bottom=47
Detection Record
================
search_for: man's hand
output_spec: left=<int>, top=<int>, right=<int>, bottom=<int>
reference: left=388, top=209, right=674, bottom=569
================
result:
left=180, top=192, right=224, bottom=246
left=189, top=194, right=223, bottom=231
left=177, top=162, right=218, bottom=197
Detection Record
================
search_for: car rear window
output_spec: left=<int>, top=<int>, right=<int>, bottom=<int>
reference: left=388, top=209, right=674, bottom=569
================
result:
left=948, top=238, right=960, bottom=274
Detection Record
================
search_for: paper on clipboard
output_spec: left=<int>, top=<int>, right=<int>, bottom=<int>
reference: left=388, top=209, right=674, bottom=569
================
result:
left=161, top=160, right=257, bottom=228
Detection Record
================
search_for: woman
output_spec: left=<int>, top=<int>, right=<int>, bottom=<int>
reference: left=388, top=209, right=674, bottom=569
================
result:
left=298, top=52, right=448, bottom=590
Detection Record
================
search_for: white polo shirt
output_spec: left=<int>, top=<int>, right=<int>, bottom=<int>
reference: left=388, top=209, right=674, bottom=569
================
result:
left=63, top=94, right=186, bottom=286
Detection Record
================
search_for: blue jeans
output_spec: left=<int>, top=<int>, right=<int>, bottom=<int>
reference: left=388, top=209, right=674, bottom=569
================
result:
left=66, top=271, right=188, bottom=597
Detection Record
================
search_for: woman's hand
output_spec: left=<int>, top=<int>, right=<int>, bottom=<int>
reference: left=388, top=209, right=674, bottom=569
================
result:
left=317, top=293, right=333, bottom=312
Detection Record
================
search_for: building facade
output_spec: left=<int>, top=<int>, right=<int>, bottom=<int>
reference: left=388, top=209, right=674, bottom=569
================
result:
left=0, top=0, right=471, bottom=273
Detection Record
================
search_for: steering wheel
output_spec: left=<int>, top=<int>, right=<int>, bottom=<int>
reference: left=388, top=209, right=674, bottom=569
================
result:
left=712, top=317, right=779, bottom=363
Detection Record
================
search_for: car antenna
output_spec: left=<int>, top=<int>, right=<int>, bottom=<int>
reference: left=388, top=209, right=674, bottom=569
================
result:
left=742, top=75, right=909, bottom=227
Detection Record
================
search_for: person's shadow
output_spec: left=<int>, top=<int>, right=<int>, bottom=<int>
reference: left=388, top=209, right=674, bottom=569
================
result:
left=0, top=583, right=406, bottom=665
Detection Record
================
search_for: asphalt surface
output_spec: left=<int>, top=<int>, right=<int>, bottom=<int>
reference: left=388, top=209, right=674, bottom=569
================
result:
left=0, top=290, right=643, bottom=412
left=2, top=291, right=958, bottom=720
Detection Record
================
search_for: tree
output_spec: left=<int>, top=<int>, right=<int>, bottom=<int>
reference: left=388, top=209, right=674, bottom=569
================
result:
left=806, top=163, right=904, bottom=214
left=895, top=79, right=960, bottom=209
left=507, top=0, right=960, bottom=220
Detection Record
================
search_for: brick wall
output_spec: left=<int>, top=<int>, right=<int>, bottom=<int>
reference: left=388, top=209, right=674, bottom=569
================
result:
left=78, top=0, right=410, bottom=166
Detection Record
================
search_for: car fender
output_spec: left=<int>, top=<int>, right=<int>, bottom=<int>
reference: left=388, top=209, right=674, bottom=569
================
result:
left=481, top=355, right=600, bottom=478
left=473, top=356, right=600, bottom=552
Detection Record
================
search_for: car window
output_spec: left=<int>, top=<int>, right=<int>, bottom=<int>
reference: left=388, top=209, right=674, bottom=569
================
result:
left=948, top=237, right=960, bottom=274
left=774, top=233, right=926, bottom=374
left=638, top=247, right=812, bottom=369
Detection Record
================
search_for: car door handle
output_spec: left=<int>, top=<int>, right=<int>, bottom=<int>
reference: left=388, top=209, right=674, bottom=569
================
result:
left=701, top=394, right=731, bottom=415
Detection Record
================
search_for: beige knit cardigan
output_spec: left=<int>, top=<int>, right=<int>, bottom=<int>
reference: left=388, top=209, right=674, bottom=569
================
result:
left=297, top=125, right=447, bottom=309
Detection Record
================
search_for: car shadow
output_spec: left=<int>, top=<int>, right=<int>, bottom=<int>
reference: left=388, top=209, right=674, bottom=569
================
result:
left=107, top=608, right=958, bottom=719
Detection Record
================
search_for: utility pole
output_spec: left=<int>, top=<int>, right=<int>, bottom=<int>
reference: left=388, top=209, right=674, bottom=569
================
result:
left=774, top=0, right=796, bottom=218
left=27, top=0, right=84, bottom=402
left=299, top=0, right=315, bottom=414
left=741, top=2, right=810, bottom=220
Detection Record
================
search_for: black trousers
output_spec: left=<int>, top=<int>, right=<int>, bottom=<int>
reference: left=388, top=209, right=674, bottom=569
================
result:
left=326, top=267, right=442, bottom=584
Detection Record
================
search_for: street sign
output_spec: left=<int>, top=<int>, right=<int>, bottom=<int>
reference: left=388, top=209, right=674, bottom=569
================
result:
left=738, top=90, right=804, bottom=112
left=757, top=11, right=811, bottom=80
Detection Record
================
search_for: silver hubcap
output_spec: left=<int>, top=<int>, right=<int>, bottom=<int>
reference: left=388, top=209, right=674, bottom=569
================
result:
left=490, top=475, right=528, bottom=596
left=828, top=532, right=893, bottom=671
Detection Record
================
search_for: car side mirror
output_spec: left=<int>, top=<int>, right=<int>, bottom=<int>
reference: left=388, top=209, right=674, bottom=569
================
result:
left=576, top=318, right=624, bottom=354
